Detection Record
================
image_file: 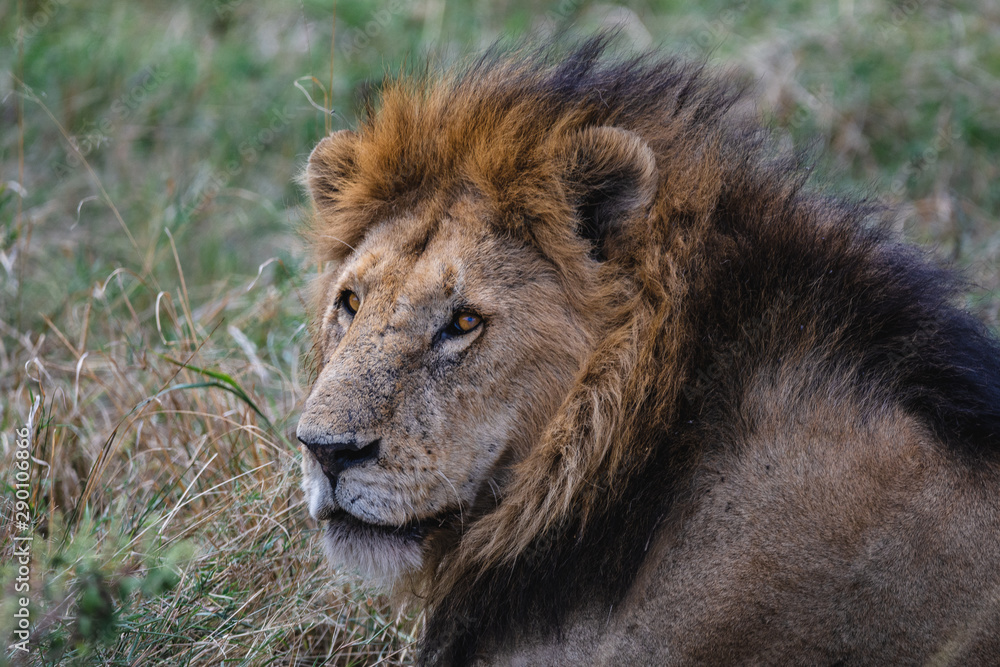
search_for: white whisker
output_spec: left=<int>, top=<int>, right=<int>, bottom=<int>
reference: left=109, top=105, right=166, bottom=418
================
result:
left=320, top=233, right=356, bottom=253
left=435, top=470, right=464, bottom=530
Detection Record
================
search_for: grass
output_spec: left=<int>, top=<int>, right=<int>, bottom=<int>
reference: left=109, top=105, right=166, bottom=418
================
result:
left=1, top=0, right=998, bottom=664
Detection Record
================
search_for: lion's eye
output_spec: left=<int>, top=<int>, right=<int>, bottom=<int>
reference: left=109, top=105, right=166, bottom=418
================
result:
left=444, top=311, right=482, bottom=337
left=339, top=290, right=361, bottom=316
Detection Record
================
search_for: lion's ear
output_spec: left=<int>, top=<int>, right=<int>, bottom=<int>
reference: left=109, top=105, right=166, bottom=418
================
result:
left=556, top=126, right=657, bottom=261
left=305, top=129, right=358, bottom=214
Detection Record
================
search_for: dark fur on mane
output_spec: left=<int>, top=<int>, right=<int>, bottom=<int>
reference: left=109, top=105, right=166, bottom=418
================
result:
left=333, top=36, right=1000, bottom=665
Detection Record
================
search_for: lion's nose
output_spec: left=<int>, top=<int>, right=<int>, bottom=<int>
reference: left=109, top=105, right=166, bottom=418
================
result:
left=298, top=429, right=381, bottom=481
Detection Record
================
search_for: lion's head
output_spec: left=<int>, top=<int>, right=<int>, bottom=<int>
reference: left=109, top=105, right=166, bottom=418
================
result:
left=297, top=84, right=660, bottom=584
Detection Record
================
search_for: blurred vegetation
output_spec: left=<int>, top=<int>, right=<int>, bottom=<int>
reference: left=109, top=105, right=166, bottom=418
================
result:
left=0, top=0, right=997, bottom=664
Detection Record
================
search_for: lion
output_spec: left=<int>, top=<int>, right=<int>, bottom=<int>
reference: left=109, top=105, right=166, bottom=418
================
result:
left=296, top=36, right=1000, bottom=665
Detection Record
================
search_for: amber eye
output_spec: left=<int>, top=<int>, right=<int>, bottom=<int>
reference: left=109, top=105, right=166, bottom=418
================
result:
left=444, top=311, right=482, bottom=337
left=339, top=290, right=361, bottom=316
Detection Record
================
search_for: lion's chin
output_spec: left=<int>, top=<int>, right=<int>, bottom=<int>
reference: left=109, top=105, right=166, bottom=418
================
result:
left=321, top=510, right=426, bottom=586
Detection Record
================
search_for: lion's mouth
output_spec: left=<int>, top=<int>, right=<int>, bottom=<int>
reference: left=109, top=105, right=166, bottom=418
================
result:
left=325, top=508, right=450, bottom=542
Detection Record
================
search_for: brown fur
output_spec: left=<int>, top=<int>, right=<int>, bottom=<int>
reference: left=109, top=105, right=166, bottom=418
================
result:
left=298, top=36, right=1000, bottom=664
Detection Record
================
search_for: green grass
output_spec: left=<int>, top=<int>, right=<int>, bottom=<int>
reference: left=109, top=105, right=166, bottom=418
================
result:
left=1, top=0, right=998, bottom=664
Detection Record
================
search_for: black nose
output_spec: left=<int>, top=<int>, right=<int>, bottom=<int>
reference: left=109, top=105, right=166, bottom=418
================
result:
left=299, top=436, right=380, bottom=481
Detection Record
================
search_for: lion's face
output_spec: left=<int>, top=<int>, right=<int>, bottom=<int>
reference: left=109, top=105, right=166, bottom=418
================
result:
left=299, top=117, right=657, bottom=585
left=298, top=194, right=590, bottom=583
